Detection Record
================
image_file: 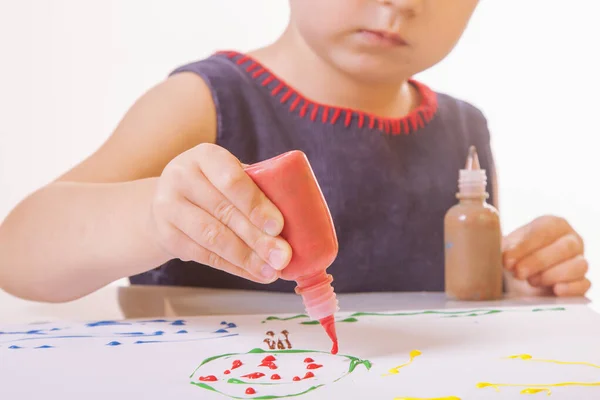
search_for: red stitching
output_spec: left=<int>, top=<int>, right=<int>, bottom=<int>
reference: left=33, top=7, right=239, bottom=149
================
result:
left=290, top=96, right=302, bottom=112
left=331, top=109, right=342, bottom=124
left=358, top=113, right=365, bottom=128
left=322, top=106, right=329, bottom=123
left=252, top=68, right=266, bottom=78
left=281, top=89, right=294, bottom=103
left=344, top=111, right=352, bottom=127
left=262, top=75, right=275, bottom=86
left=311, top=105, right=319, bottom=122
left=271, top=82, right=285, bottom=96
left=369, top=116, right=376, bottom=129
left=299, top=101, right=310, bottom=118
left=236, top=56, right=249, bottom=65
left=219, top=51, right=438, bottom=134
left=246, top=62, right=258, bottom=72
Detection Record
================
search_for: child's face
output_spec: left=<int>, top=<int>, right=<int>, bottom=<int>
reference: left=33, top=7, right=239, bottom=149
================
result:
left=288, top=0, right=479, bottom=83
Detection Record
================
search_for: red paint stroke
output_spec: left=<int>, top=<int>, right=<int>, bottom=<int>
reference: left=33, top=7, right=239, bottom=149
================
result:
left=245, top=387, right=256, bottom=395
left=303, top=357, right=314, bottom=363
left=224, top=370, right=231, bottom=375
left=303, top=371, right=315, bottom=379
left=259, top=361, right=278, bottom=370
left=293, top=376, right=301, bottom=381
left=306, top=363, right=323, bottom=370
left=262, top=355, right=276, bottom=363
left=270, top=374, right=281, bottom=380
left=242, top=372, right=265, bottom=380
left=232, top=360, right=243, bottom=370
left=198, top=375, right=218, bottom=382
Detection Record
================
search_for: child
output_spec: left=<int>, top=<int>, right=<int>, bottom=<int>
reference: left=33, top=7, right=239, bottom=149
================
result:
left=0, top=0, right=589, bottom=302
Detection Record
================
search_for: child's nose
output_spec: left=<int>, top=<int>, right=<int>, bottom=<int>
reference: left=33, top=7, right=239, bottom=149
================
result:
left=376, top=0, right=424, bottom=17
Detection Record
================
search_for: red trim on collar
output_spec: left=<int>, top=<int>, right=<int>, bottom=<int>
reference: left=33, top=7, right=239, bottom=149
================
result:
left=217, top=50, right=438, bottom=135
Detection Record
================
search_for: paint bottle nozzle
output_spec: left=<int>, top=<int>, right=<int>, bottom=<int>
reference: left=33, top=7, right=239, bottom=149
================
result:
left=465, top=145, right=481, bottom=170
left=458, top=146, right=487, bottom=198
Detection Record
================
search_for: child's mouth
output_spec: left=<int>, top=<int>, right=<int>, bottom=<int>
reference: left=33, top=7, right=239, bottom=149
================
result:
left=357, top=29, right=409, bottom=47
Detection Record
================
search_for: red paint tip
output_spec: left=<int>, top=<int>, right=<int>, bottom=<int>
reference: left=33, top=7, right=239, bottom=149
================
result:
left=319, top=315, right=339, bottom=354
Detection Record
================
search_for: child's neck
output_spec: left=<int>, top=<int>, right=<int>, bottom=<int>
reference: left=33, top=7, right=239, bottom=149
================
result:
left=248, top=32, right=419, bottom=118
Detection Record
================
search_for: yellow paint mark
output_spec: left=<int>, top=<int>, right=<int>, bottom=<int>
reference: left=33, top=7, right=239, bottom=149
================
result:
left=384, top=350, right=422, bottom=376
left=508, top=354, right=600, bottom=369
left=478, top=381, right=600, bottom=391
left=475, top=354, right=600, bottom=395
left=521, top=388, right=551, bottom=396
left=393, top=397, right=461, bottom=400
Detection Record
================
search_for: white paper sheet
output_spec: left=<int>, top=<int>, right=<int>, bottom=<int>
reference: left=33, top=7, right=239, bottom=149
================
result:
left=2, top=304, right=600, bottom=399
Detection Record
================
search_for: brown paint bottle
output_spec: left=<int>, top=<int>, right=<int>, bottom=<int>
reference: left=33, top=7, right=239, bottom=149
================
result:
left=444, top=146, right=503, bottom=301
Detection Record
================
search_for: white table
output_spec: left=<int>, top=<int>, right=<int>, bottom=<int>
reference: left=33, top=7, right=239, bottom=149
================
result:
left=0, top=284, right=592, bottom=324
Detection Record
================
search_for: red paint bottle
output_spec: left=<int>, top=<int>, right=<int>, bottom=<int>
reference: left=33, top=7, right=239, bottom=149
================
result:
left=245, top=151, right=340, bottom=353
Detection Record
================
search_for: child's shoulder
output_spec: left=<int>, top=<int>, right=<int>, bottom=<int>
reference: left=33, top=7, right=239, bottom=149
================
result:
left=435, top=89, right=488, bottom=123
left=169, top=51, right=258, bottom=90
left=430, top=87, right=491, bottom=141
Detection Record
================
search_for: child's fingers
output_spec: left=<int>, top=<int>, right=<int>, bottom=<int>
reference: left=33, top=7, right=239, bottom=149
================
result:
left=503, top=216, right=572, bottom=269
left=162, top=224, right=276, bottom=284
left=195, top=144, right=285, bottom=237
left=553, top=278, right=591, bottom=297
left=166, top=198, right=279, bottom=283
left=512, top=233, right=584, bottom=279
left=176, top=166, right=291, bottom=271
left=527, top=255, right=588, bottom=287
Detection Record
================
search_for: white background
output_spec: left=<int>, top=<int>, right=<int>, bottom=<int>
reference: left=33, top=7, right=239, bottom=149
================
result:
left=0, top=1, right=599, bottom=301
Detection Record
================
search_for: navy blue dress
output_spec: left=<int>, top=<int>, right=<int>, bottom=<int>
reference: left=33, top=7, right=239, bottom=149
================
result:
left=129, top=51, right=496, bottom=293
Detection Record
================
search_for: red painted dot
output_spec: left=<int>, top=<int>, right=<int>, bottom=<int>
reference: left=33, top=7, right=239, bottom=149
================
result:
left=262, top=355, right=276, bottom=363
left=245, top=387, right=256, bottom=395
left=198, top=375, right=218, bottom=382
left=303, top=371, right=315, bottom=379
left=232, top=360, right=243, bottom=370
left=293, top=376, right=301, bottom=381
left=224, top=370, right=231, bottom=375
left=259, top=361, right=278, bottom=370
left=242, top=372, right=265, bottom=380
left=270, top=374, right=281, bottom=380
left=306, top=363, right=323, bottom=370
left=303, top=357, right=314, bottom=363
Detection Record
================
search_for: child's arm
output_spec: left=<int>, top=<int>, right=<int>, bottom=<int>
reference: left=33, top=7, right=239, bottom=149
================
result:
left=0, top=73, right=290, bottom=302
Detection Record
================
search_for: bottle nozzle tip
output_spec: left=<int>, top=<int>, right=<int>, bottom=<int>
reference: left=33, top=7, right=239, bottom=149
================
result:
left=466, top=146, right=480, bottom=170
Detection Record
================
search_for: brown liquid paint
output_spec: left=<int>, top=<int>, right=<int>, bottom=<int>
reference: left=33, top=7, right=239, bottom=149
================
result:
left=444, top=146, right=503, bottom=301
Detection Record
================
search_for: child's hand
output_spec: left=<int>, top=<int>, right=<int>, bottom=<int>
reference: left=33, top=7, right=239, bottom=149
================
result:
left=150, top=143, right=292, bottom=284
left=502, top=216, right=589, bottom=297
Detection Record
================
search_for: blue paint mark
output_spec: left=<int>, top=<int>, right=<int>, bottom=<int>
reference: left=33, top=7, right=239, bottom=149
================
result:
left=86, top=320, right=130, bottom=327
left=140, top=319, right=168, bottom=323
left=220, top=321, right=227, bottom=325
left=0, top=330, right=47, bottom=336
left=213, top=329, right=229, bottom=334
left=106, top=341, right=122, bottom=346
left=176, top=330, right=188, bottom=334
left=50, top=328, right=61, bottom=331
left=35, top=345, right=54, bottom=349
left=171, top=320, right=185, bottom=326
left=115, top=331, right=165, bottom=337
left=9, top=345, right=22, bottom=349
left=445, top=242, right=453, bottom=250
left=3, top=335, right=93, bottom=344
left=132, top=333, right=239, bottom=345
left=226, top=323, right=237, bottom=329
